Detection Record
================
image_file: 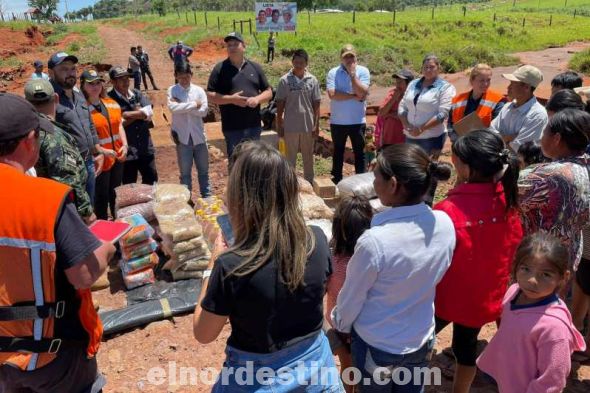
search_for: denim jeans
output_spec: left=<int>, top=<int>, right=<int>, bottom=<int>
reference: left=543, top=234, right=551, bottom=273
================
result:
left=331, top=123, right=366, bottom=184
left=212, top=331, right=343, bottom=393
left=351, top=329, right=435, bottom=393
left=223, top=126, right=262, bottom=162
left=85, top=158, right=96, bottom=207
left=176, top=142, right=210, bottom=198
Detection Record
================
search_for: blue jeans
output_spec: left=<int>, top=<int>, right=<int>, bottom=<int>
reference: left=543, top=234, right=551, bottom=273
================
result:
left=176, top=141, right=210, bottom=198
left=405, top=134, right=446, bottom=156
left=85, top=158, right=96, bottom=207
left=212, top=331, right=343, bottom=392
left=351, top=329, right=435, bottom=393
left=223, top=126, right=262, bottom=162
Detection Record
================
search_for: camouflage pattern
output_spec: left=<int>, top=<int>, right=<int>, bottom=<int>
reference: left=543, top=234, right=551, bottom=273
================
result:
left=35, top=115, right=94, bottom=218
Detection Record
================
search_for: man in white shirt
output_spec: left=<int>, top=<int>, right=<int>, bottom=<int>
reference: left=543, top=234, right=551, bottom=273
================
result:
left=31, top=60, right=49, bottom=80
left=168, top=62, right=210, bottom=197
left=491, top=65, right=548, bottom=152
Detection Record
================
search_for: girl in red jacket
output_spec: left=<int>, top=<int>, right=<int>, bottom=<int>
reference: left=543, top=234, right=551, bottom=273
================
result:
left=434, top=129, right=523, bottom=393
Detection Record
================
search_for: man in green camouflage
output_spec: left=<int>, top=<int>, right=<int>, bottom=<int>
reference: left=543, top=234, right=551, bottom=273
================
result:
left=24, top=79, right=95, bottom=223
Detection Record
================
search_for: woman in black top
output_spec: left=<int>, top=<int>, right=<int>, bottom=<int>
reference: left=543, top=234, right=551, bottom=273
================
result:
left=193, top=141, right=342, bottom=392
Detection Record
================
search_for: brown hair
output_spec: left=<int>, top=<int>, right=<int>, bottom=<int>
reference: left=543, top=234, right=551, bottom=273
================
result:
left=330, top=195, right=373, bottom=256
left=511, top=233, right=569, bottom=281
left=80, top=69, right=106, bottom=100
left=225, top=141, right=314, bottom=291
left=468, top=63, right=492, bottom=81
left=376, top=144, right=452, bottom=203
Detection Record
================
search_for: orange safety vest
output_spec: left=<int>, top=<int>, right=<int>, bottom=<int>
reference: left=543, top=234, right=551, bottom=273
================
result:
left=451, top=89, right=505, bottom=127
left=89, top=97, right=123, bottom=172
left=0, top=164, right=102, bottom=371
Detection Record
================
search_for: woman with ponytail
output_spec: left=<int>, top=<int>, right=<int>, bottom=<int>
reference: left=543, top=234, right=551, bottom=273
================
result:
left=331, top=144, right=455, bottom=392
left=433, top=129, right=524, bottom=393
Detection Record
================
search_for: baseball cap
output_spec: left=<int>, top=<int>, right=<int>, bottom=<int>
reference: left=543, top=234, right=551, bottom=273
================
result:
left=47, top=52, right=78, bottom=69
left=224, top=32, right=244, bottom=44
left=0, top=93, right=53, bottom=142
left=33, top=60, right=43, bottom=67
left=109, top=66, right=131, bottom=80
left=502, top=65, right=544, bottom=88
left=282, top=6, right=292, bottom=15
left=393, top=69, right=415, bottom=81
left=24, top=79, right=55, bottom=103
left=340, top=44, right=356, bottom=58
left=80, top=69, right=105, bottom=83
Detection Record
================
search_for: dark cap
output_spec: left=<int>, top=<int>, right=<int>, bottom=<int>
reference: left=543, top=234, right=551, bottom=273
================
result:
left=48, top=52, right=78, bottom=69
left=0, top=93, right=53, bottom=142
left=224, top=32, right=244, bottom=44
left=24, top=79, right=55, bottom=103
left=108, top=66, right=131, bottom=80
left=393, top=69, right=415, bottom=81
left=80, top=69, right=105, bottom=83
left=33, top=60, right=43, bottom=67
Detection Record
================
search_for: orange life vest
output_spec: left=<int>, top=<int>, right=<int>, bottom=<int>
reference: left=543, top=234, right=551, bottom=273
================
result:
left=451, top=89, right=505, bottom=127
left=0, top=164, right=102, bottom=371
left=89, top=97, right=123, bottom=172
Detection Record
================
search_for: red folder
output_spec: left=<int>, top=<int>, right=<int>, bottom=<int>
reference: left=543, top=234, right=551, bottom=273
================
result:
left=89, top=220, right=132, bottom=244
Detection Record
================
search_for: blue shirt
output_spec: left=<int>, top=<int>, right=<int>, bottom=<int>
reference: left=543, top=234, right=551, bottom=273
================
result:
left=331, top=203, right=455, bottom=354
left=326, top=64, right=370, bottom=125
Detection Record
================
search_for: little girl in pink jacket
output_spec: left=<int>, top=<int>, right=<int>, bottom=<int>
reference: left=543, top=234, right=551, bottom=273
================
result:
left=477, top=233, right=586, bottom=393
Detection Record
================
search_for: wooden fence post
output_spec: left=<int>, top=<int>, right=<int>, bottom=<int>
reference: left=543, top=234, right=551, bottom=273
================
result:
left=218, top=16, right=221, bottom=31
left=522, top=17, right=525, bottom=27
left=493, top=13, right=496, bottom=22
left=240, top=20, right=243, bottom=34
left=248, top=19, right=252, bottom=35
left=185, top=12, right=188, bottom=23
left=353, top=11, right=356, bottom=24
left=193, top=11, right=197, bottom=25
left=308, top=10, right=310, bottom=25
left=233, top=20, right=236, bottom=31
left=393, top=10, right=396, bottom=26
left=549, top=15, right=552, bottom=26
left=432, top=7, right=435, bottom=20
left=205, top=11, right=208, bottom=27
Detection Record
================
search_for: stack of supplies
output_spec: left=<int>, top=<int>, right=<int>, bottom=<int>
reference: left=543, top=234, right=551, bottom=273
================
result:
left=115, top=184, right=155, bottom=222
left=118, top=214, right=158, bottom=289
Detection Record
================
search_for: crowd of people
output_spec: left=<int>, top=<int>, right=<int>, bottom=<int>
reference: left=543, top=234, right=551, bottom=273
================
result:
left=1, top=29, right=590, bottom=393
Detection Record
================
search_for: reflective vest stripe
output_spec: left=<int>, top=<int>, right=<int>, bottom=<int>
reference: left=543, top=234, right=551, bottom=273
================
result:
left=480, top=99, right=497, bottom=109
left=98, top=134, right=120, bottom=145
left=0, top=237, right=55, bottom=251
left=452, top=100, right=468, bottom=110
left=28, top=246, right=44, bottom=371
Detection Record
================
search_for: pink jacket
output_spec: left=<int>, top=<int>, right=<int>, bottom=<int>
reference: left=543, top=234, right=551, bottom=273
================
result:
left=477, top=284, right=586, bottom=393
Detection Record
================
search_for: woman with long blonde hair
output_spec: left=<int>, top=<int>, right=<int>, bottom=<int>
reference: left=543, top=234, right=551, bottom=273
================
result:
left=193, top=141, right=342, bottom=392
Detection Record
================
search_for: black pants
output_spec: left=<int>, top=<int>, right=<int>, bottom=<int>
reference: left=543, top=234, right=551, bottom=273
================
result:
left=435, top=316, right=482, bottom=366
left=141, top=68, right=158, bottom=90
left=95, top=161, right=124, bottom=220
left=267, top=47, right=275, bottom=63
left=331, top=123, right=366, bottom=184
left=122, top=155, right=158, bottom=185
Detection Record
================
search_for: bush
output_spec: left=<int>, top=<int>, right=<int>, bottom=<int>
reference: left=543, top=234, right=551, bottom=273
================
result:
left=569, top=48, right=590, bottom=74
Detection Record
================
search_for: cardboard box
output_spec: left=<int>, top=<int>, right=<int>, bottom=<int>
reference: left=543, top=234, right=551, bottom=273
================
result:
left=313, top=177, right=336, bottom=199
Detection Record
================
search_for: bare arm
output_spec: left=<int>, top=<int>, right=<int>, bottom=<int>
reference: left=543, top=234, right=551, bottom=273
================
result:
left=276, top=99, right=285, bottom=137
left=313, top=100, right=321, bottom=136
left=206, top=91, right=248, bottom=107
left=65, top=242, right=115, bottom=289
left=327, top=89, right=357, bottom=101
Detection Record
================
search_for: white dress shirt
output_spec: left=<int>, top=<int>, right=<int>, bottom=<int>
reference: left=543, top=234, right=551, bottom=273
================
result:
left=331, top=203, right=455, bottom=354
left=490, top=96, right=548, bottom=151
left=167, top=83, right=209, bottom=145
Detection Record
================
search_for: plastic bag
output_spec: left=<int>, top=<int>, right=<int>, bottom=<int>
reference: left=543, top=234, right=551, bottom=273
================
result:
left=173, top=237, right=208, bottom=255
left=119, top=214, right=155, bottom=247
left=122, top=268, right=155, bottom=290
left=176, top=245, right=210, bottom=263
left=121, top=252, right=159, bottom=274
left=172, top=270, right=203, bottom=281
left=306, top=219, right=333, bottom=243
left=299, top=193, right=334, bottom=220
left=154, top=200, right=194, bottom=223
left=115, top=184, right=154, bottom=209
left=337, top=172, right=376, bottom=199
left=115, top=202, right=155, bottom=222
left=369, top=198, right=389, bottom=213
left=121, top=239, right=158, bottom=261
left=298, top=177, right=314, bottom=195
left=154, top=184, right=191, bottom=204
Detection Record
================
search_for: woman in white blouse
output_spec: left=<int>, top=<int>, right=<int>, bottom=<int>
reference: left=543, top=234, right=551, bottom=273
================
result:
left=331, top=143, right=456, bottom=393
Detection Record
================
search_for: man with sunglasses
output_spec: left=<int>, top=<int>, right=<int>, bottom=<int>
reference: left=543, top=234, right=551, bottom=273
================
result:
left=48, top=52, right=102, bottom=205
left=24, top=79, right=95, bottom=224
left=108, top=66, right=158, bottom=185
left=0, top=93, right=115, bottom=393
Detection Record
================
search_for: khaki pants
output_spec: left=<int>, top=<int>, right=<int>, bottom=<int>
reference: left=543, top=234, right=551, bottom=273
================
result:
left=283, top=131, right=315, bottom=183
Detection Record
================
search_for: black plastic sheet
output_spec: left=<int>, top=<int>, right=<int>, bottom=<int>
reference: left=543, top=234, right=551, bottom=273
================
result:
left=99, top=279, right=202, bottom=336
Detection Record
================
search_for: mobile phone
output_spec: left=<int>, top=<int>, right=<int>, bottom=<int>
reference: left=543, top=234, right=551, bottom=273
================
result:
left=216, top=214, right=234, bottom=247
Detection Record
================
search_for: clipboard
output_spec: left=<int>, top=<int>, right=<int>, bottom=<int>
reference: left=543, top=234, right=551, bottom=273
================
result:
left=89, top=220, right=132, bottom=244
left=453, top=111, right=486, bottom=137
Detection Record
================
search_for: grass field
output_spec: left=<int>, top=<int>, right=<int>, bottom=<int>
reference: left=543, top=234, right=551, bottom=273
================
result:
left=115, top=0, right=590, bottom=86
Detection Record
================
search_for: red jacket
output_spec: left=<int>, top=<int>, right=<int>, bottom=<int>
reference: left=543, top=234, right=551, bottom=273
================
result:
left=434, top=182, right=523, bottom=328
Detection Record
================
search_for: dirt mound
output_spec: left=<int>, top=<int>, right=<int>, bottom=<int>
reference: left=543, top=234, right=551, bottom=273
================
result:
left=24, top=26, right=45, bottom=45
left=194, top=38, right=226, bottom=64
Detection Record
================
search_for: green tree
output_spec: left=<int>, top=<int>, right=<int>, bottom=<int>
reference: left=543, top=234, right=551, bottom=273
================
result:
left=152, top=0, right=166, bottom=15
left=28, top=0, right=59, bottom=19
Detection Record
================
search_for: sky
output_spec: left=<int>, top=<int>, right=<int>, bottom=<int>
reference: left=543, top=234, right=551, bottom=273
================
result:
left=3, top=0, right=98, bottom=16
